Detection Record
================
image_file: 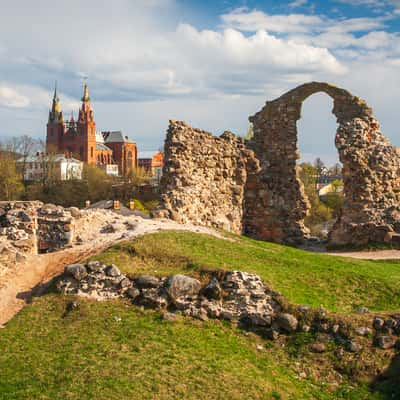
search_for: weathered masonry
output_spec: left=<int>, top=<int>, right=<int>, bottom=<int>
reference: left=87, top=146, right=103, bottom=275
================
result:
left=157, top=82, right=400, bottom=246
left=0, top=202, right=75, bottom=268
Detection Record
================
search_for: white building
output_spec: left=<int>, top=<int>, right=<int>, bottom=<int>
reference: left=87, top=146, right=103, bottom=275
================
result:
left=19, top=153, right=83, bottom=181
left=98, top=164, right=119, bottom=177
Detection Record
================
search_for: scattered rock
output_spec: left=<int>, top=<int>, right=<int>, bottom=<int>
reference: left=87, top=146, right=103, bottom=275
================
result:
left=101, top=224, right=116, bottom=234
left=105, top=264, right=121, bottom=277
left=68, top=207, right=81, bottom=219
left=375, top=336, right=395, bottom=349
left=135, top=275, right=161, bottom=289
left=373, top=317, right=385, bottom=330
left=126, top=287, right=140, bottom=300
left=346, top=341, right=362, bottom=353
left=355, top=327, right=372, bottom=336
left=309, top=343, right=326, bottom=353
left=64, top=264, right=87, bottom=281
left=275, top=313, right=298, bottom=333
left=161, top=312, right=180, bottom=322
left=165, top=274, right=202, bottom=300
left=202, top=277, right=222, bottom=300
left=87, top=261, right=104, bottom=272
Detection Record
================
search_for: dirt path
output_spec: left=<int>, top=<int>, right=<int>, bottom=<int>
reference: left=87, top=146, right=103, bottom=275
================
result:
left=0, top=212, right=223, bottom=327
left=327, top=249, right=400, bottom=260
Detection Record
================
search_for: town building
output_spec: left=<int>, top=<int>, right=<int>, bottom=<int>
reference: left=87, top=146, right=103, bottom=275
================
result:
left=18, top=153, right=83, bottom=181
left=138, top=151, right=164, bottom=184
left=46, top=83, right=137, bottom=176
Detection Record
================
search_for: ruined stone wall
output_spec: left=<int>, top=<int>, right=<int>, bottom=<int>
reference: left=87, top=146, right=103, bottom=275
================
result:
left=0, top=201, right=75, bottom=268
left=158, top=83, right=400, bottom=246
left=0, top=202, right=39, bottom=268
left=157, top=120, right=259, bottom=233
left=37, top=204, right=75, bottom=253
left=247, top=82, right=400, bottom=245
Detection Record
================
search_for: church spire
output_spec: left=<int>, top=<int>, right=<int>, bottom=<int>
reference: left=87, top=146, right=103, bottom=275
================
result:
left=53, top=80, right=58, bottom=101
left=49, top=81, right=63, bottom=123
left=82, top=82, right=90, bottom=102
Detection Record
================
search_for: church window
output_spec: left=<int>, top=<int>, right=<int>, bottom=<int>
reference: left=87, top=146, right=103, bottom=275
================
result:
left=91, top=147, right=94, bottom=158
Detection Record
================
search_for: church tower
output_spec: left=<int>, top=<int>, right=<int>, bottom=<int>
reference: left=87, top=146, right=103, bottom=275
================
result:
left=46, top=82, right=65, bottom=153
left=77, top=83, right=97, bottom=164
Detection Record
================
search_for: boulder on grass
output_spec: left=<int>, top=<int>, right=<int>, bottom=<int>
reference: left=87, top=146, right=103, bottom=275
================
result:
left=64, top=264, right=87, bottom=281
left=165, top=274, right=201, bottom=300
left=275, top=313, right=298, bottom=333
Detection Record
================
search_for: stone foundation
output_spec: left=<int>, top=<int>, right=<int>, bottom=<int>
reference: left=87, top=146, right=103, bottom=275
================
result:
left=0, top=201, right=76, bottom=267
left=57, top=262, right=400, bottom=352
left=158, top=82, right=400, bottom=246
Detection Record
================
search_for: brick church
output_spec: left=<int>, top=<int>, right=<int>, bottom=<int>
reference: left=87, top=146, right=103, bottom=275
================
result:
left=46, top=83, right=137, bottom=176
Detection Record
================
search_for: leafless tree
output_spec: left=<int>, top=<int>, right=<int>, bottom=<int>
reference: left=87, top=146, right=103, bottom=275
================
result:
left=7, top=135, right=38, bottom=182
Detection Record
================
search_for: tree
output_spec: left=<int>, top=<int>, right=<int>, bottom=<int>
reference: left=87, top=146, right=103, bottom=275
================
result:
left=299, top=162, right=317, bottom=191
left=313, top=157, right=325, bottom=189
left=118, top=167, right=152, bottom=201
left=0, top=144, right=23, bottom=200
left=330, top=163, right=342, bottom=176
left=9, top=135, right=38, bottom=183
left=244, top=123, right=254, bottom=140
left=83, top=164, right=113, bottom=202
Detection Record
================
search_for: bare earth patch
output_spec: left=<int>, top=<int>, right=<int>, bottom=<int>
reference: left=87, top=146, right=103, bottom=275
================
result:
left=0, top=209, right=224, bottom=326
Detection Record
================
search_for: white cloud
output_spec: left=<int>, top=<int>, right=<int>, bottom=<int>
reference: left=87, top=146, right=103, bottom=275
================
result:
left=0, top=86, right=30, bottom=108
left=221, top=8, right=324, bottom=33
left=221, top=8, right=386, bottom=34
left=0, top=0, right=399, bottom=160
left=334, top=0, right=384, bottom=5
left=175, top=24, right=345, bottom=75
left=288, top=0, right=308, bottom=8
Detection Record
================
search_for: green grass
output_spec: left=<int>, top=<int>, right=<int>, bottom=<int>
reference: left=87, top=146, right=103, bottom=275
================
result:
left=91, top=231, right=400, bottom=313
left=0, top=295, right=379, bottom=400
left=1, top=230, right=400, bottom=399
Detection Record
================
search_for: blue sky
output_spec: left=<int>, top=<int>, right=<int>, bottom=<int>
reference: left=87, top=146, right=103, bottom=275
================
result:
left=1, top=0, right=400, bottom=165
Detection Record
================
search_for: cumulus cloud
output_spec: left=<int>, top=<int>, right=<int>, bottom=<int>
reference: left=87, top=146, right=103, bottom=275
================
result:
left=0, top=86, right=30, bottom=108
left=221, top=8, right=386, bottom=34
left=221, top=8, right=325, bottom=33
left=0, top=0, right=399, bottom=158
left=288, top=0, right=308, bottom=8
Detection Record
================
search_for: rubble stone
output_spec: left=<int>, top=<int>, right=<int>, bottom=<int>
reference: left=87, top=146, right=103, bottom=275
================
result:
left=275, top=313, right=298, bottom=333
left=165, top=274, right=202, bottom=300
left=157, top=82, right=400, bottom=246
left=375, top=335, right=395, bottom=349
left=64, top=264, right=87, bottom=281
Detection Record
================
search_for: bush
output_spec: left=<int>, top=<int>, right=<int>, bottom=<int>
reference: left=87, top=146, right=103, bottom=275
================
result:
left=130, top=198, right=150, bottom=214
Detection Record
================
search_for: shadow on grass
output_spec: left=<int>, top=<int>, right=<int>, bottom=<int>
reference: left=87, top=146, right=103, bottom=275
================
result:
left=16, top=276, right=59, bottom=304
left=371, top=352, right=400, bottom=399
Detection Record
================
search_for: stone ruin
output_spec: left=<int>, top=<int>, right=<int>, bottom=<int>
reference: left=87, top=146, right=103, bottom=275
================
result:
left=157, top=82, right=400, bottom=246
left=0, top=201, right=76, bottom=268
left=58, top=261, right=400, bottom=351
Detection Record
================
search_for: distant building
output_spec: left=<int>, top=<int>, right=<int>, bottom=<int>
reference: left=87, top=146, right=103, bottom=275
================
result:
left=46, top=82, right=138, bottom=176
left=18, top=153, right=83, bottom=181
left=318, top=182, right=343, bottom=198
left=138, top=151, right=164, bottom=184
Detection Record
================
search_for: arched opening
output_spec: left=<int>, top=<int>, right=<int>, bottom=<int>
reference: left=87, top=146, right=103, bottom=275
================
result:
left=296, top=93, right=344, bottom=241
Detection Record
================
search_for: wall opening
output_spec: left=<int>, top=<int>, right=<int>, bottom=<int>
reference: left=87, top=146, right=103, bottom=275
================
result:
left=296, top=93, right=343, bottom=240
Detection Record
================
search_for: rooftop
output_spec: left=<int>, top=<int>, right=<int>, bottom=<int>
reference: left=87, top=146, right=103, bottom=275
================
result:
left=19, top=154, right=83, bottom=163
left=102, top=131, right=135, bottom=144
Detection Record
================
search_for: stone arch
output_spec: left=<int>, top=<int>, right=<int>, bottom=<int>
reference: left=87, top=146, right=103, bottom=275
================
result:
left=245, top=82, right=400, bottom=245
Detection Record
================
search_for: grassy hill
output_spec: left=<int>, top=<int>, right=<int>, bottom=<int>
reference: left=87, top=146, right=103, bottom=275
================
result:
left=1, top=231, right=399, bottom=399
left=92, top=231, right=400, bottom=313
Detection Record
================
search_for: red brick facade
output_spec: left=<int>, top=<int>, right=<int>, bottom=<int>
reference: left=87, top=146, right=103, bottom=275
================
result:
left=46, top=84, right=137, bottom=175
